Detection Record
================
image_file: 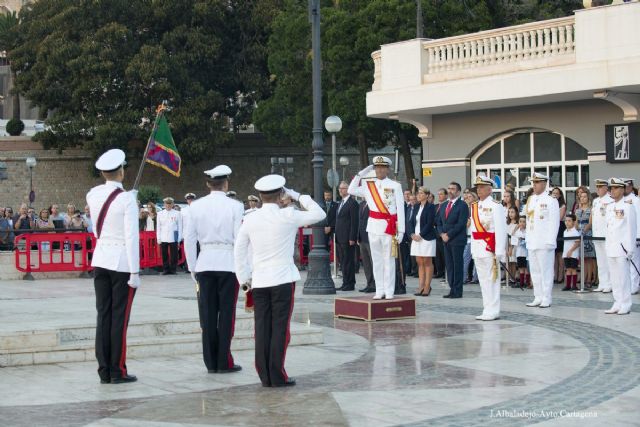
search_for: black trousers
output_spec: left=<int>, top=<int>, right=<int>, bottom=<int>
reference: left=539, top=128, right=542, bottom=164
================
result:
left=359, top=241, right=375, bottom=288
left=337, top=242, right=356, bottom=287
left=400, top=240, right=411, bottom=277
left=161, top=242, right=178, bottom=273
left=435, top=237, right=445, bottom=276
left=196, top=271, right=239, bottom=371
left=253, top=283, right=295, bottom=386
left=94, top=267, right=136, bottom=381
left=444, top=243, right=465, bottom=297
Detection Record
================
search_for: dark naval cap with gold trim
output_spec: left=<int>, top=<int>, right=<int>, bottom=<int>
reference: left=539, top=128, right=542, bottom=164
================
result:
left=255, top=174, right=286, bottom=193
left=474, top=175, right=495, bottom=187
left=608, top=177, right=626, bottom=188
left=373, top=156, right=392, bottom=167
left=95, top=149, right=126, bottom=172
left=594, top=179, right=608, bottom=187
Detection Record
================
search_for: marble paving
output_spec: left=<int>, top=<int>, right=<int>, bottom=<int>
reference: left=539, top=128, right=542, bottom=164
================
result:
left=1, top=272, right=639, bottom=426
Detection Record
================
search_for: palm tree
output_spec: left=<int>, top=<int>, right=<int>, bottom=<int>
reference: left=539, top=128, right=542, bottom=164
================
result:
left=0, top=11, right=20, bottom=120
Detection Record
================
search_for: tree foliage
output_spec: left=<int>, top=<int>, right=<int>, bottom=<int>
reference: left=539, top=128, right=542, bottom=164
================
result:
left=254, top=0, right=583, bottom=171
left=9, top=0, right=281, bottom=162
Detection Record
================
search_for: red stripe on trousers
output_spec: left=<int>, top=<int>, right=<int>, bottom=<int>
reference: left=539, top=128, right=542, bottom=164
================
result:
left=227, top=279, right=240, bottom=369
left=119, top=287, right=135, bottom=377
left=280, top=283, right=295, bottom=382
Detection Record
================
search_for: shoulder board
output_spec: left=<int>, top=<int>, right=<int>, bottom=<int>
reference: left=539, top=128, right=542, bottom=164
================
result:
left=625, top=200, right=633, bottom=204
left=471, top=201, right=478, bottom=205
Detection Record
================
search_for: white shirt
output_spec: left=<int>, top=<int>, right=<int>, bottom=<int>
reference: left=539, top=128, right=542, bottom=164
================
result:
left=348, top=175, right=405, bottom=236
left=234, top=195, right=326, bottom=288
left=525, top=192, right=560, bottom=250
left=511, top=228, right=527, bottom=258
left=244, top=207, right=258, bottom=216
left=623, top=193, right=640, bottom=238
left=469, top=196, right=507, bottom=258
left=591, top=193, right=613, bottom=237
left=180, top=205, right=191, bottom=236
left=156, top=208, right=182, bottom=243
left=86, top=181, right=139, bottom=273
left=184, top=191, right=244, bottom=273
left=562, top=228, right=580, bottom=259
left=605, top=198, right=637, bottom=257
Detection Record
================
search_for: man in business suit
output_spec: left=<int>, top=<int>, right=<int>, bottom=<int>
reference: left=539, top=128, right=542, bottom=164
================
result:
left=437, top=182, right=469, bottom=298
left=434, top=188, right=447, bottom=279
left=335, top=181, right=359, bottom=291
left=358, top=198, right=376, bottom=293
left=323, top=189, right=338, bottom=254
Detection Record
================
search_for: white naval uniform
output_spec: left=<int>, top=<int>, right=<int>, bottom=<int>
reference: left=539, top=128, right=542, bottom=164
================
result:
left=348, top=175, right=405, bottom=298
left=470, top=197, right=507, bottom=319
left=592, top=194, right=614, bottom=292
left=180, top=205, right=191, bottom=238
left=525, top=192, right=560, bottom=306
left=234, top=195, right=326, bottom=288
left=156, top=208, right=182, bottom=243
left=87, top=181, right=139, bottom=273
left=244, top=208, right=258, bottom=216
left=184, top=191, right=244, bottom=273
left=605, top=198, right=637, bottom=314
left=623, top=193, right=640, bottom=294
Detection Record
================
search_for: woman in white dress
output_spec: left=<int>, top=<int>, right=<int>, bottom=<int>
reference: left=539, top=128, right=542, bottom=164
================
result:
left=409, top=187, right=437, bottom=296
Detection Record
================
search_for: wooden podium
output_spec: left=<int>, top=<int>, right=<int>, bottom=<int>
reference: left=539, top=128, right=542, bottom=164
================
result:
left=334, top=296, right=416, bottom=322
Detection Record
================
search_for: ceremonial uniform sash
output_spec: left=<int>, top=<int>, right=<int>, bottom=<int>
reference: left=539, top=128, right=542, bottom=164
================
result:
left=366, top=181, right=397, bottom=236
left=471, top=202, right=496, bottom=253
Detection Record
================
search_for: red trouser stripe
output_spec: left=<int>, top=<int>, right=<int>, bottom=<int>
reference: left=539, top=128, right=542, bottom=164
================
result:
left=227, top=280, right=240, bottom=369
left=119, top=287, right=135, bottom=377
left=280, top=283, right=295, bottom=382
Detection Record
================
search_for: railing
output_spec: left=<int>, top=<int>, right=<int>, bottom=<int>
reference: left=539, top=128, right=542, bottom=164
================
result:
left=370, top=16, right=576, bottom=90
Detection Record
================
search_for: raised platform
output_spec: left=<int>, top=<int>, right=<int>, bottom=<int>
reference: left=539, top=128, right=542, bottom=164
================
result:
left=0, top=311, right=323, bottom=367
left=334, top=296, right=416, bottom=322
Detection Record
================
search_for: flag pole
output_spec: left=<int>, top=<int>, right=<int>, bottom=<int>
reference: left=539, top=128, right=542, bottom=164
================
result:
left=133, top=101, right=168, bottom=191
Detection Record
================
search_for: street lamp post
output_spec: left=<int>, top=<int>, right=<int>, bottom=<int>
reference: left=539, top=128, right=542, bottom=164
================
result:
left=325, top=115, right=342, bottom=200
left=26, top=157, right=37, bottom=207
left=339, top=156, right=349, bottom=181
left=304, top=0, right=335, bottom=295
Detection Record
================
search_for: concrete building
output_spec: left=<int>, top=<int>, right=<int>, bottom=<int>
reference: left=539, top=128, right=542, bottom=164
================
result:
left=367, top=1, right=640, bottom=208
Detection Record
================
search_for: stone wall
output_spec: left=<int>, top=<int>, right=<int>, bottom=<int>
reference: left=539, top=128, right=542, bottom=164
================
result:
left=0, top=135, right=421, bottom=210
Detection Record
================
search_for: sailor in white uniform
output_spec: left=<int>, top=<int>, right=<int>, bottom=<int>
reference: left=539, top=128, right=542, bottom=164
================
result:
left=245, top=195, right=260, bottom=216
left=86, top=149, right=140, bottom=384
left=156, top=197, right=182, bottom=274
left=623, top=178, right=640, bottom=294
left=184, top=165, right=245, bottom=373
left=469, top=176, right=507, bottom=321
left=234, top=175, right=326, bottom=387
left=605, top=178, right=637, bottom=315
left=524, top=172, right=560, bottom=308
left=348, top=156, right=404, bottom=300
left=591, top=179, right=614, bottom=293
left=181, top=192, right=196, bottom=235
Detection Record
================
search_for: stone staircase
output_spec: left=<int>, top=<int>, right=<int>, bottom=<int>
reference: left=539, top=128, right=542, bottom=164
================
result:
left=0, top=311, right=323, bottom=367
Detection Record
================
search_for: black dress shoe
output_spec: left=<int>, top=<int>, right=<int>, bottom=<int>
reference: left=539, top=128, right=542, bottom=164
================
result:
left=273, top=378, right=296, bottom=387
left=341, top=286, right=355, bottom=291
left=215, top=364, right=242, bottom=374
left=363, top=287, right=376, bottom=293
left=100, top=378, right=110, bottom=384
left=111, top=375, right=137, bottom=384
left=443, top=294, right=451, bottom=298
left=449, top=295, right=462, bottom=299
left=358, top=287, right=367, bottom=292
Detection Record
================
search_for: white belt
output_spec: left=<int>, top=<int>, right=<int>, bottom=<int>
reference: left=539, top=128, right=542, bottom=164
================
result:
left=200, top=242, right=233, bottom=250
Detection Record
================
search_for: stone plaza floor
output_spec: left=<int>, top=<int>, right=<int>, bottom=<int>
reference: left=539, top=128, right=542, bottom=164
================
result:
left=1, top=271, right=639, bottom=427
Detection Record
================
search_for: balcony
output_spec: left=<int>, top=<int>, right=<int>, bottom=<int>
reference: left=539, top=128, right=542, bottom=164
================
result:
left=367, top=1, right=640, bottom=135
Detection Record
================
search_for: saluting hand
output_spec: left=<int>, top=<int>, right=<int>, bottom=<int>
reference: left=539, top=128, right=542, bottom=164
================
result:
left=358, top=165, right=374, bottom=177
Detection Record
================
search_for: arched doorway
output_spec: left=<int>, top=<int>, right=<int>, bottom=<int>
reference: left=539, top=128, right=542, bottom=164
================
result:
left=472, top=129, right=589, bottom=209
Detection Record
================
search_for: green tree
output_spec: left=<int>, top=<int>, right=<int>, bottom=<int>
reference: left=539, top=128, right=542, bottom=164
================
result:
left=9, top=0, right=280, bottom=162
left=0, top=10, right=21, bottom=120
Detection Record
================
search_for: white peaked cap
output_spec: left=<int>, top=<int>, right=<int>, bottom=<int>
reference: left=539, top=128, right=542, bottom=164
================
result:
left=95, top=149, right=126, bottom=171
left=204, top=165, right=232, bottom=178
left=255, top=174, right=286, bottom=192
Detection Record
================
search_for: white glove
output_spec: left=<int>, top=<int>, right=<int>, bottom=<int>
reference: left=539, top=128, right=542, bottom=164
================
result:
left=129, top=190, right=139, bottom=200
left=358, top=165, right=374, bottom=177
left=397, top=232, right=404, bottom=243
left=283, top=187, right=300, bottom=201
left=191, top=272, right=197, bottom=283
left=128, top=273, right=140, bottom=289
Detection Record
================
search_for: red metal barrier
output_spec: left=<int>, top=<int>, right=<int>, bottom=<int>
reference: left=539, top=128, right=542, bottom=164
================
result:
left=139, top=231, right=185, bottom=269
left=297, top=227, right=334, bottom=267
left=14, top=232, right=95, bottom=274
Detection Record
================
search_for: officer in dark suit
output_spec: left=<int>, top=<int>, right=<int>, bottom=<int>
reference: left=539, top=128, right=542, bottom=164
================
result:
left=335, top=181, right=359, bottom=291
left=323, top=189, right=338, bottom=251
left=436, top=182, right=469, bottom=298
left=358, top=200, right=376, bottom=292
left=433, top=188, right=447, bottom=278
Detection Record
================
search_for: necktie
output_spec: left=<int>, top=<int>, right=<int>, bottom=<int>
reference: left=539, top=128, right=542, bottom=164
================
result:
left=338, top=199, right=346, bottom=214
left=445, top=200, right=453, bottom=219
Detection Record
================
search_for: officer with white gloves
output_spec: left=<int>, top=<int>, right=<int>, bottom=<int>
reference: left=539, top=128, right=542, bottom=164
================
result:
left=605, top=178, right=637, bottom=315
left=156, top=197, right=182, bottom=275
left=622, top=178, right=640, bottom=294
left=86, top=149, right=140, bottom=384
left=524, top=172, right=560, bottom=308
left=184, top=165, right=245, bottom=374
left=469, top=176, right=507, bottom=321
left=234, top=175, right=326, bottom=387
left=591, top=179, right=614, bottom=293
left=348, top=156, right=404, bottom=300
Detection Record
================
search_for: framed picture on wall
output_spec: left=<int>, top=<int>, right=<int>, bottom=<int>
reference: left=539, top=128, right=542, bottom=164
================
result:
left=605, top=123, right=640, bottom=163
